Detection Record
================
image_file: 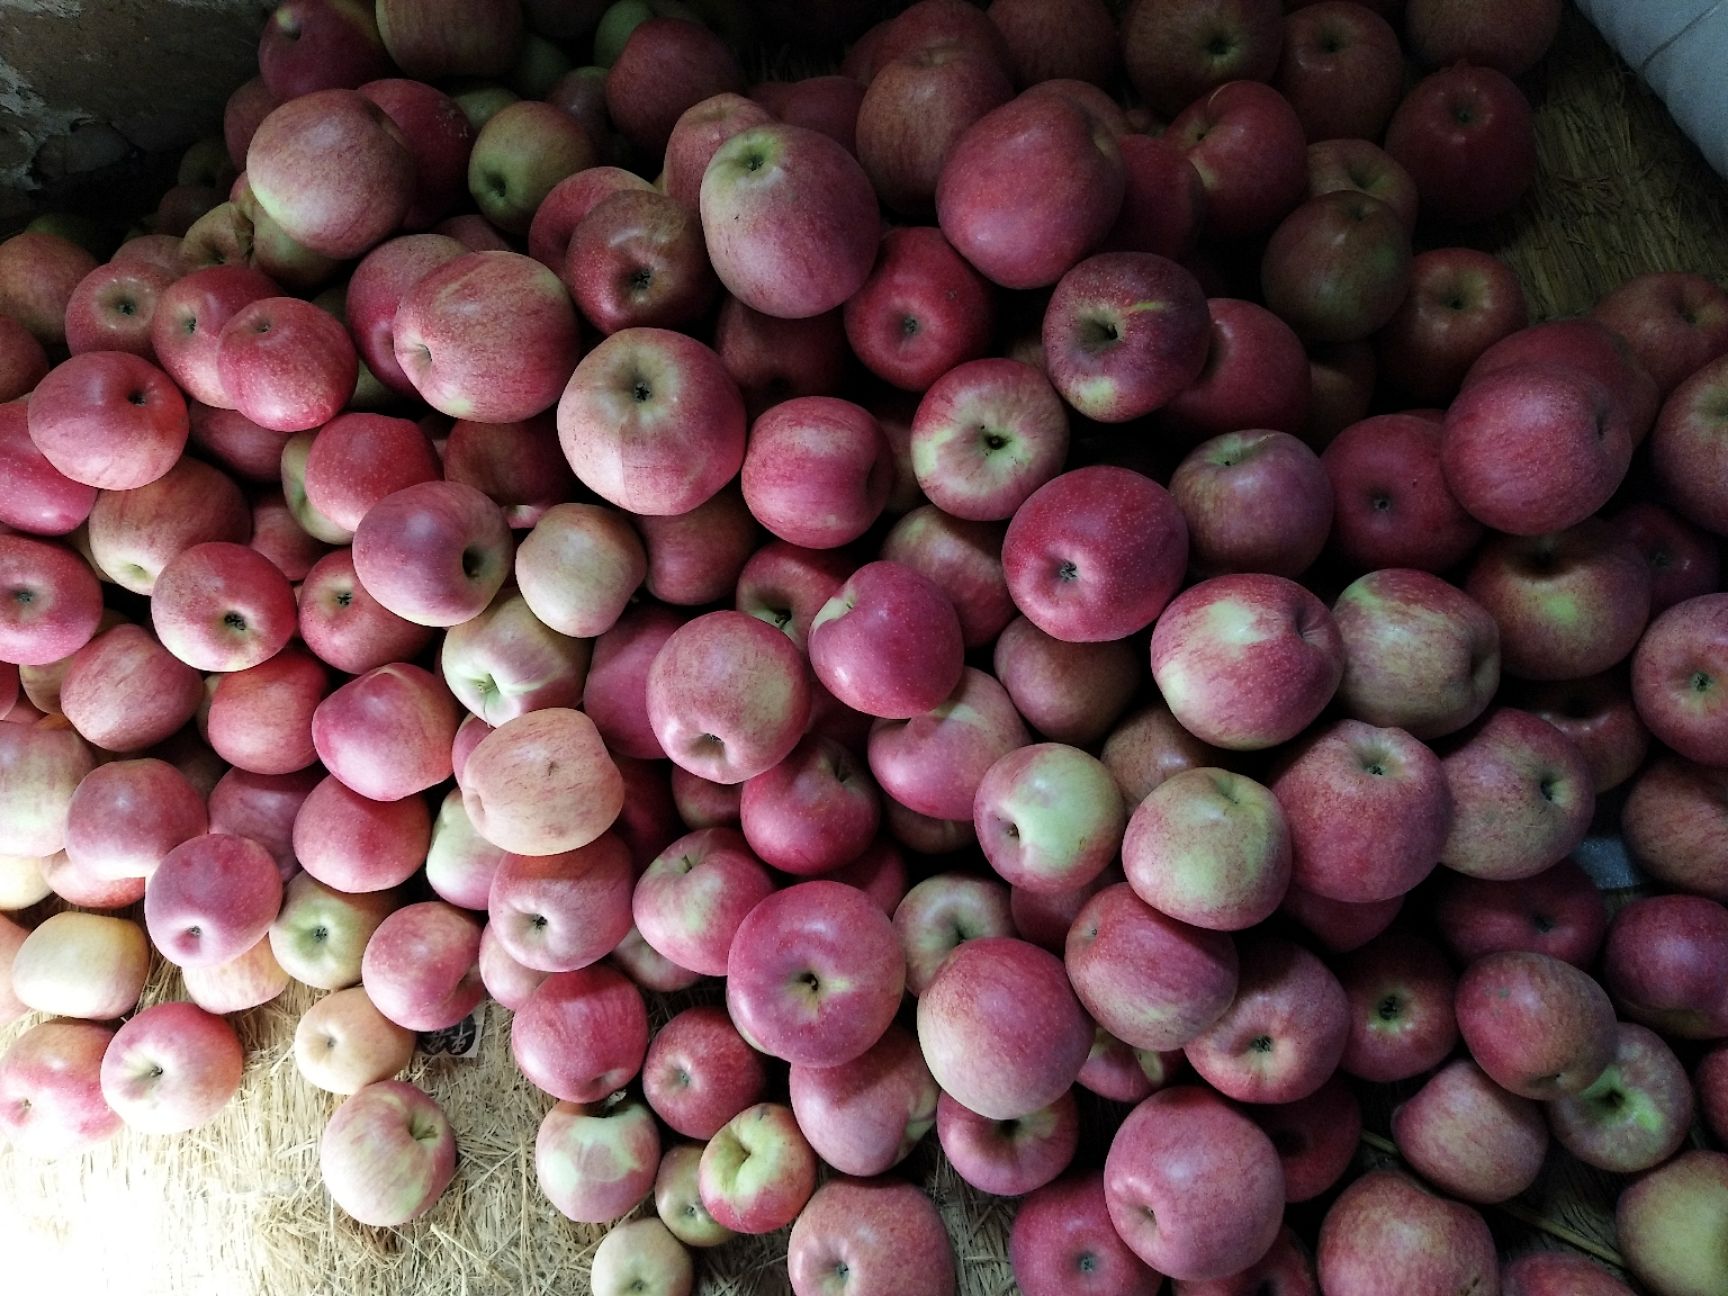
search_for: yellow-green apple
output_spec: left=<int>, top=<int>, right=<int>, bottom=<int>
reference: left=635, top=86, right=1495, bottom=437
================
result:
left=938, top=1088, right=1077, bottom=1196
left=1122, top=0, right=1282, bottom=116
left=1275, top=1, right=1402, bottom=140
left=280, top=429, right=352, bottom=544
left=1438, top=707, right=1594, bottom=881
left=585, top=602, right=683, bottom=760
left=26, top=351, right=188, bottom=491
left=1332, top=568, right=1500, bottom=740
left=150, top=540, right=297, bottom=673
left=477, top=922, right=546, bottom=1009
left=360, top=900, right=483, bottom=1032
left=868, top=667, right=1029, bottom=821
left=489, top=836, right=634, bottom=972
left=0, top=402, right=96, bottom=536
left=641, top=1005, right=766, bottom=1142
left=40, top=847, right=145, bottom=910
left=1633, top=594, right=1728, bottom=766
left=1003, top=466, right=1188, bottom=643
left=1043, top=252, right=1210, bottom=422
left=63, top=259, right=174, bottom=360
left=99, top=1000, right=243, bottom=1135
left=844, top=227, right=994, bottom=394
left=725, top=879, right=903, bottom=1065
left=1548, top=1020, right=1693, bottom=1173
left=878, top=507, right=1012, bottom=649
left=424, top=789, right=503, bottom=909
left=988, top=0, right=1118, bottom=86
left=1262, top=191, right=1411, bottom=343
left=259, top=0, right=390, bottom=98
left=302, top=413, right=441, bottom=537
left=312, top=662, right=459, bottom=802
left=1405, top=0, right=1560, bottom=76
left=59, top=624, right=204, bottom=752
left=908, top=358, right=1068, bottom=522
left=0, top=316, right=50, bottom=400
left=655, top=1142, right=733, bottom=1249
left=294, top=987, right=416, bottom=1094
left=1010, top=1171, right=1160, bottom=1296
left=646, top=610, right=812, bottom=784
left=1604, top=894, right=1728, bottom=1040
left=1615, top=1150, right=1728, bottom=1296
left=1618, top=502, right=1721, bottom=614
left=975, top=743, right=1124, bottom=895
left=1184, top=935, right=1348, bottom=1103
left=858, top=44, right=1013, bottom=215
left=1336, top=928, right=1457, bottom=1082
left=1456, top=949, right=1616, bottom=1098
left=700, top=123, right=877, bottom=319
left=992, top=617, right=1136, bottom=747
left=85, top=456, right=250, bottom=596
left=1271, top=719, right=1450, bottom=904
left=515, top=503, right=645, bottom=640
left=206, top=647, right=327, bottom=776
left=1434, top=856, right=1607, bottom=968
left=1592, top=271, right=1728, bottom=397
left=787, top=1022, right=936, bottom=1176
left=538, top=1091, right=660, bottom=1223
left=512, top=963, right=648, bottom=1101
left=1104, top=1085, right=1284, bottom=1281
left=1151, top=573, right=1345, bottom=750
left=737, top=736, right=878, bottom=877
left=558, top=327, right=746, bottom=516
left=740, top=396, right=889, bottom=548
left=591, top=1218, right=693, bottom=1296
left=321, top=1080, right=456, bottom=1226
left=606, top=17, right=743, bottom=152
left=1624, top=757, right=1728, bottom=900
left=564, top=189, right=717, bottom=335
left=698, top=1101, right=816, bottom=1235
left=808, top=561, right=963, bottom=721
left=936, top=93, right=1123, bottom=290
left=1466, top=522, right=1652, bottom=681
left=1101, top=703, right=1222, bottom=804
left=1168, top=81, right=1308, bottom=241
left=1376, top=248, right=1529, bottom=405
left=0, top=1019, right=120, bottom=1157
left=376, top=0, right=522, bottom=78
left=0, top=852, right=50, bottom=909
left=1122, top=767, right=1290, bottom=930
left=296, top=554, right=432, bottom=679
left=270, top=872, right=397, bottom=990
left=145, top=832, right=284, bottom=968
left=395, top=251, right=582, bottom=423
left=10, top=912, right=149, bottom=1020
left=1651, top=354, right=1728, bottom=535
left=1321, top=412, right=1483, bottom=572
left=1384, top=65, right=1534, bottom=226
left=246, top=90, right=414, bottom=259
left=788, top=1177, right=953, bottom=1296
left=1171, top=430, right=1333, bottom=577
left=1317, top=1169, right=1497, bottom=1296
left=467, top=101, right=594, bottom=236
left=0, top=230, right=97, bottom=347
left=434, top=414, right=570, bottom=531
left=1248, top=1076, right=1360, bottom=1204
left=1502, top=1252, right=1635, bottom=1296
left=892, top=872, right=1014, bottom=995
left=1391, top=1057, right=1547, bottom=1203
left=632, top=827, right=772, bottom=976
left=181, top=933, right=291, bottom=1013
left=216, top=296, right=356, bottom=433
left=714, top=296, right=850, bottom=415
left=1161, top=299, right=1312, bottom=445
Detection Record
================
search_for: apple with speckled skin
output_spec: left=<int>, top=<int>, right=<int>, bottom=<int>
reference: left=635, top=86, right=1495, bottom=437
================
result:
left=145, top=832, right=284, bottom=969
left=643, top=1005, right=767, bottom=1142
left=538, top=1092, right=661, bottom=1224
left=0, top=1018, right=121, bottom=1158
left=633, top=827, right=774, bottom=977
left=974, top=743, right=1124, bottom=895
left=1439, top=707, right=1594, bottom=882
left=1603, top=894, right=1728, bottom=1041
left=1632, top=594, right=1728, bottom=769
left=360, top=901, right=483, bottom=1033
left=808, top=561, right=965, bottom=721
left=1392, top=1058, right=1547, bottom=1204
left=321, top=1080, right=456, bottom=1226
left=351, top=481, right=515, bottom=630
left=1170, top=430, right=1333, bottom=579
left=1548, top=1021, right=1694, bottom=1175
left=1615, top=1150, right=1728, bottom=1296
left=1502, top=1251, right=1634, bottom=1296
left=699, top=1102, right=817, bottom=1235
left=1011, top=1171, right=1161, bottom=1296
left=787, top=1022, right=937, bottom=1178
left=100, top=1001, right=244, bottom=1134
left=789, top=1176, right=955, bottom=1296
left=1317, top=1170, right=1499, bottom=1296
left=1456, top=949, right=1616, bottom=1099
left=294, top=986, right=416, bottom=1095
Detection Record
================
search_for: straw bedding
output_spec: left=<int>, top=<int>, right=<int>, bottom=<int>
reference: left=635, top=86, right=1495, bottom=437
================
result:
left=4, top=8, right=1727, bottom=1295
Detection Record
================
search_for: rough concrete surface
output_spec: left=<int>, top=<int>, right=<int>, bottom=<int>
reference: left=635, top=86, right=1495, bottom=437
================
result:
left=1, top=0, right=269, bottom=226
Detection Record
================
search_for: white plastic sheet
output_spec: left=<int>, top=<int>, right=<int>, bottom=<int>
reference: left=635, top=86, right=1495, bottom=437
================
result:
left=1576, top=0, right=1728, bottom=178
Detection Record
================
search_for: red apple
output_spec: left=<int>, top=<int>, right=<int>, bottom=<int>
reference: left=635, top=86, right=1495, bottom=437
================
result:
left=858, top=44, right=1013, bottom=215
left=351, top=479, right=514, bottom=627
left=740, top=396, right=889, bottom=548
left=788, top=1177, right=955, bottom=1296
left=909, top=357, right=1069, bottom=522
left=64, top=757, right=207, bottom=881
left=1604, top=894, right=1728, bottom=1040
left=1617, top=501, right=1721, bottom=615
left=1456, top=949, right=1617, bottom=1099
left=0, top=401, right=96, bottom=536
left=877, top=506, right=1014, bottom=649
left=26, top=351, right=188, bottom=490
left=489, top=836, right=634, bottom=973
left=312, top=662, right=458, bottom=802
left=100, top=1000, right=244, bottom=1135
left=1439, top=707, right=1595, bottom=882
left=1392, top=1058, right=1548, bottom=1203
left=740, top=736, right=880, bottom=877
left=297, top=548, right=435, bottom=675
left=1623, top=756, right=1728, bottom=901
left=987, top=0, right=1120, bottom=87
left=643, top=1005, right=767, bottom=1141
left=1384, top=63, right=1535, bottom=226
left=713, top=295, right=849, bottom=415
left=1011, top=1171, right=1161, bottom=1296
left=787, top=1022, right=938, bottom=1177
left=0, top=231, right=97, bottom=348
left=512, top=963, right=648, bottom=1103
left=1275, top=1, right=1403, bottom=141
left=150, top=540, right=296, bottom=672
left=1501, top=1252, right=1635, bottom=1296
left=632, top=827, right=773, bottom=976
left=1122, top=0, right=1285, bottom=117
left=993, top=617, right=1137, bottom=748
left=0, top=1019, right=121, bottom=1158
left=206, top=766, right=319, bottom=880
left=1317, top=1169, right=1497, bottom=1296
left=1337, top=928, right=1459, bottom=1082
left=85, top=455, right=250, bottom=595
left=1249, top=1078, right=1361, bottom=1206
left=1633, top=593, right=1728, bottom=767
left=207, top=647, right=326, bottom=775
left=320, top=1080, right=457, bottom=1226
left=564, top=188, right=717, bottom=335
left=844, top=227, right=994, bottom=393
left=1405, top=0, right=1563, bottom=78
left=181, top=933, right=291, bottom=1013
left=938, top=1087, right=1079, bottom=1197
left=1322, top=412, right=1483, bottom=572
left=1549, top=1020, right=1694, bottom=1174
left=292, top=774, right=429, bottom=894
left=698, top=1102, right=816, bottom=1236
left=358, top=79, right=476, bottom=230
left=1168, top=80, right=1308, bottom=241
left=0, top=316, right=50, bottom=401
left=1377, top=248, right=1529, bottom=405
left=1171, top=430, right=1332, bottom=578
left=607, top=17, right=744, bottom=153
left=1652, top=353, right=1728, bottom=536
left=1434, top=856, right=1608, bottom=969
left=60, top=623, right=204, bottom=753
left=144, top=832, right=285, bottom=968
left=63, top=259, right=175, bottom=360
left=1261, top=190, right=1412, bottom=344
left=1161, top=298, right=1311, bottom=445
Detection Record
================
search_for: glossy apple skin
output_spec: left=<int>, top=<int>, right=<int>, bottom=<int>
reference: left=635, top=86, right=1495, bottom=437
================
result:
left=1632, top=593, right=1728, bottom=767
left=788, top=1177, right=955, bottom=1296
left=868, top=666, right=1029, bottom=822
left=26, top=350, right=189, bottom=490
left=1317, top=1170, right=1499, bottom=1296
left=86, top=455, right=251, bottom=596
left=150, top=540, right=298, bottom=673
left=700, top=124, right=877, bottom=320
left=1003, top=466, right=1188, bottom=644
left=726, top=880, right=904, bottom=1067
left=312, top=662, right=458, bottom=803
left=297, top=549, right=435, bottom=676
left=1377, top=248, right=1529, bottom=405
left=0, top=401, right=96, bottom=536
left=1168, top=80, right=1308, bottom=242
left=1455, top=949, right=1617, bottom=1100
left=1172, top=429, right=1332, bottom=579
left=938, top=1087, right=1079, bottom=1197
left=64, top=259, right=175, bottom=359
left=808, top=561, right=965, bottom=721
left=845, top=226, right=994, bottom=394
left=320, top=1080, right=457, bottom=1227
left=351, top=480, right=514, bottom=629
left=936, top=93, right=1124, bottom=291
left=974, top=742, right=1124, bottom=895
left=1323, top=412, right=1483, bottom=573
left=1011, top=1170, right=1161, bottom=1296
left=564, top=188, right=717, bottom=335
left=512, top=965, right=649, bottom=1104
left=99, top=1000, right=244, bottom=1135
left=740, top=396, right=889, bottom=549
left=1603, top=894, right=1728, bottom=1040
left=1385, top=64, right=1535, bottom=227
left=642, top=1005, right=766, bottom=1142
left=217, top=295, right=357, bottom=434
left=343, top=234, right=467, bottom=395
left=151, top=265, right=280, bottom=408
left=1614, top=1150, right=1728, bottom=1296
left=740, top=736, right=880, bottom=877
left=303, top=413, right=441, bottom=535
left=1652, top=353, right=1728, bottom=535
left=1151, top=573, right=1345, bottom=751
left=1392, top=1058, right=1548, bottom=1204
left=537, top=1093, right=661, bottom=1225
left=632, top=827, right=774, bottom=977
left=787, top=1023, right=937, bottom=1178
left=0, top=538, right=104, bottom=671
left=1104, top=1085, right=1284, bottom=1283
left=144, top=832, right=284, bottom=969
left=0, top=1018, right=121, bottom=1158
left=489, top=838, right=634, bottom=975
left=64, top=757, right=207, bottom=881
left=1336, top=929, right=1458, bottom=1083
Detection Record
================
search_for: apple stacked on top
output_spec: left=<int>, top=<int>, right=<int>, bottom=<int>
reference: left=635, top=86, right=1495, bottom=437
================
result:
left=2, top=0, right=1728, bottom=1293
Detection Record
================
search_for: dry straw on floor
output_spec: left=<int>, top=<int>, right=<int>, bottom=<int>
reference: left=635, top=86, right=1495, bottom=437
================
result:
left=5, top=9, right=1728, bottom=1296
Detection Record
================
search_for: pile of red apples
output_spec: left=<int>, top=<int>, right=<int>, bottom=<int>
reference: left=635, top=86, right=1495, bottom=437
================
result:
left=3, top=0, right=1728, bottom=1292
